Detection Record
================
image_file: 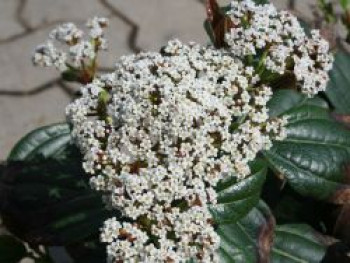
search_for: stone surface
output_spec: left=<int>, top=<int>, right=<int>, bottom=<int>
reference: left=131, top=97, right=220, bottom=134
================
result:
left=22, top=0, right=111, bottom=28
left=0, top=0, right=25, bottom=40
left=98, top=17, right=133, bottom=68
left=0, top=86, right=69, bottom=160
left=107, top=0, right=208, bottom=51
left=272, top=0, right=290, bottom=10
left=294, top=0, right=318, bottom=21
left=0, top=26, right=59, bottom=92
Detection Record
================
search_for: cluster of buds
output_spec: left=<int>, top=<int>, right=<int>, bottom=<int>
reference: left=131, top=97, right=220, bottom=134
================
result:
left=32, top=17, right=109, bottom=83
left=66, top=40, right=287, bottom=262
left=224, top=0, right=334, bottom=96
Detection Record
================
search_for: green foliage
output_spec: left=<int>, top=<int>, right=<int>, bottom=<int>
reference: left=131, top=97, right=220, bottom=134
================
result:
left=1, top=125, right=118, bottom=248
left=272, top=224, right=327, bottom=263
left=218, top=203, right=328, bottom=263
left=264, top=90, right=350, bottom=203
left=326, top=51, right=350, bottom=114
left=8, top=123, right=71, bottom=161
left=217, top=201, right=275, bottom=262
left=211, top=160, right=267, bottom=224
left=253, top=0, right=269, bottom=4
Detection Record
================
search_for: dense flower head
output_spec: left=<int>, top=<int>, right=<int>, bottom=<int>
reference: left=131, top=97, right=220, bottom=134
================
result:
left=32, top=17, right=109, bottom=72
left=66, top=40, right=287, bottom=262
left=225, top=0, right=334, bottom=96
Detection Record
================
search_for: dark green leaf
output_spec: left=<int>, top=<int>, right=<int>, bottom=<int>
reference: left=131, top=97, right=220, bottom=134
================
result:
left=0, top=235, right=27, bottom=263
left=325, top=51, right=350, bottom=114
left=66, top=238, right=106, bottom=263
left=8, top=123, right=71, bottom=161
left=217, top=201, right=275, bottom=263
left=211, top=160, right=267, bottom=224
left=264, top=90, right=350, bottom=203
left=267, top=89, right=328, bottom=118
left=1, top=124, right=118, bottom=246
left=272, top=224, right=327, bottom=263
left=61, top=70, right=79, bottom=82
left=253, top=0, right=269, bottom=4
left=0, top=158, right=117, bottom=246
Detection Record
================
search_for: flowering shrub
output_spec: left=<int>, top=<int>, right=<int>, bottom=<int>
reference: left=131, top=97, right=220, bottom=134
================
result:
left=2, top=0, right=350, bottom=263
left=66, top=41, right=288, bottom=261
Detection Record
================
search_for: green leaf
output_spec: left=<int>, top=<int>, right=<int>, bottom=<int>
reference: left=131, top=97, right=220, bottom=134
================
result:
left=325, top=51, right=350, bottom=114
left=253, top=0, right=269, bottom=4
left=272, top=224, right=327, bottom=263
left=0, top=235, right=27, bottom=263
left=264, top=90, right=350, bottom=203
left=216, top=200, right=329, bottom=263
left=267, top=89, right=328, bottom=118
left=211, top=160, right=267, bottom=224
left=8, top=123, right=71, bottom=161
left=66, top=238, right=107, bottom=263
left=1, top=159, right=117, bottom=246
left=340, top=0, right=350, bottom=9
left=217, top=201, right=275, bottom=263
left=1, top=124, right=118, bottom=246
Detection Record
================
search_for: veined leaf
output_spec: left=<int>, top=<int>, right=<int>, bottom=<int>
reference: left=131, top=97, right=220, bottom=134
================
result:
left=1, top=124, right=118, bottom=246
left=272, top=224, right=327, bottom=263
left=217, top=201, right=275, bottom=263
left=325, top=51, right=350, bottom=114
left=211, top=160, right=267, bottom=224
left=8, top=123, right=71, bottom=161
left=264, top=90, right=350, bottom=203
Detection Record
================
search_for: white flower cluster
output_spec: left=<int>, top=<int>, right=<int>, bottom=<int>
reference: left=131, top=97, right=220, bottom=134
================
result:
left=66, top=40, right=287, bottom=262
left=32, top=17, right=109, bottom=72
left=225, top=0, right=334, bottom=96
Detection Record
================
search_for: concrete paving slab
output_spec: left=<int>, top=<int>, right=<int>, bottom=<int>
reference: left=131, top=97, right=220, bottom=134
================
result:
left=0, top=86, right=69, bottom=160
left=106, top=0, right=208, bottom=51
left=0, top=0, right=25, bottom=40
left=22, top=0, right=110, bottom=28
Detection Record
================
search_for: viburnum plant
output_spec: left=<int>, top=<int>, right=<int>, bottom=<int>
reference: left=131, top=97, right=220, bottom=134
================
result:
left=2, top=0, right=350, bottom=262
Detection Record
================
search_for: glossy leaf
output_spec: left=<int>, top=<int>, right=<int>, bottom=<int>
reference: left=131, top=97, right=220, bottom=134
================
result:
left=217, top=203, right=329, bottom=263
left=0, top=235, right=27, bottom=263
left=8, top=123, right=71, bottom=161
left=217, top=201, right=275, bottom=263
left=267, top=89, right=328, bottom=118
left=211, top=161, right=267, bottom=224
left=0, top=158, right=117, bottom=246
left=1, top=124, right=118, bottom=246
left=264, top=90, right=350, bottom=203
left=325, top=51, right=350, bottom=114
left=272, top=224, right=327, bottom=263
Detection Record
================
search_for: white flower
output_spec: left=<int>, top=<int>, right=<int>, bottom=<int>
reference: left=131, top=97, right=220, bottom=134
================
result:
left=69, top=41, right=96, bottom=67
left=67, top=40, right=287, bottom=262
left=49, top=22, right=83, bottom=44
left=32, top=41, right=67, bottom=71
left=33, top=17, right=109, bottom=72
left=225, top=0, right=334, bottom=96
